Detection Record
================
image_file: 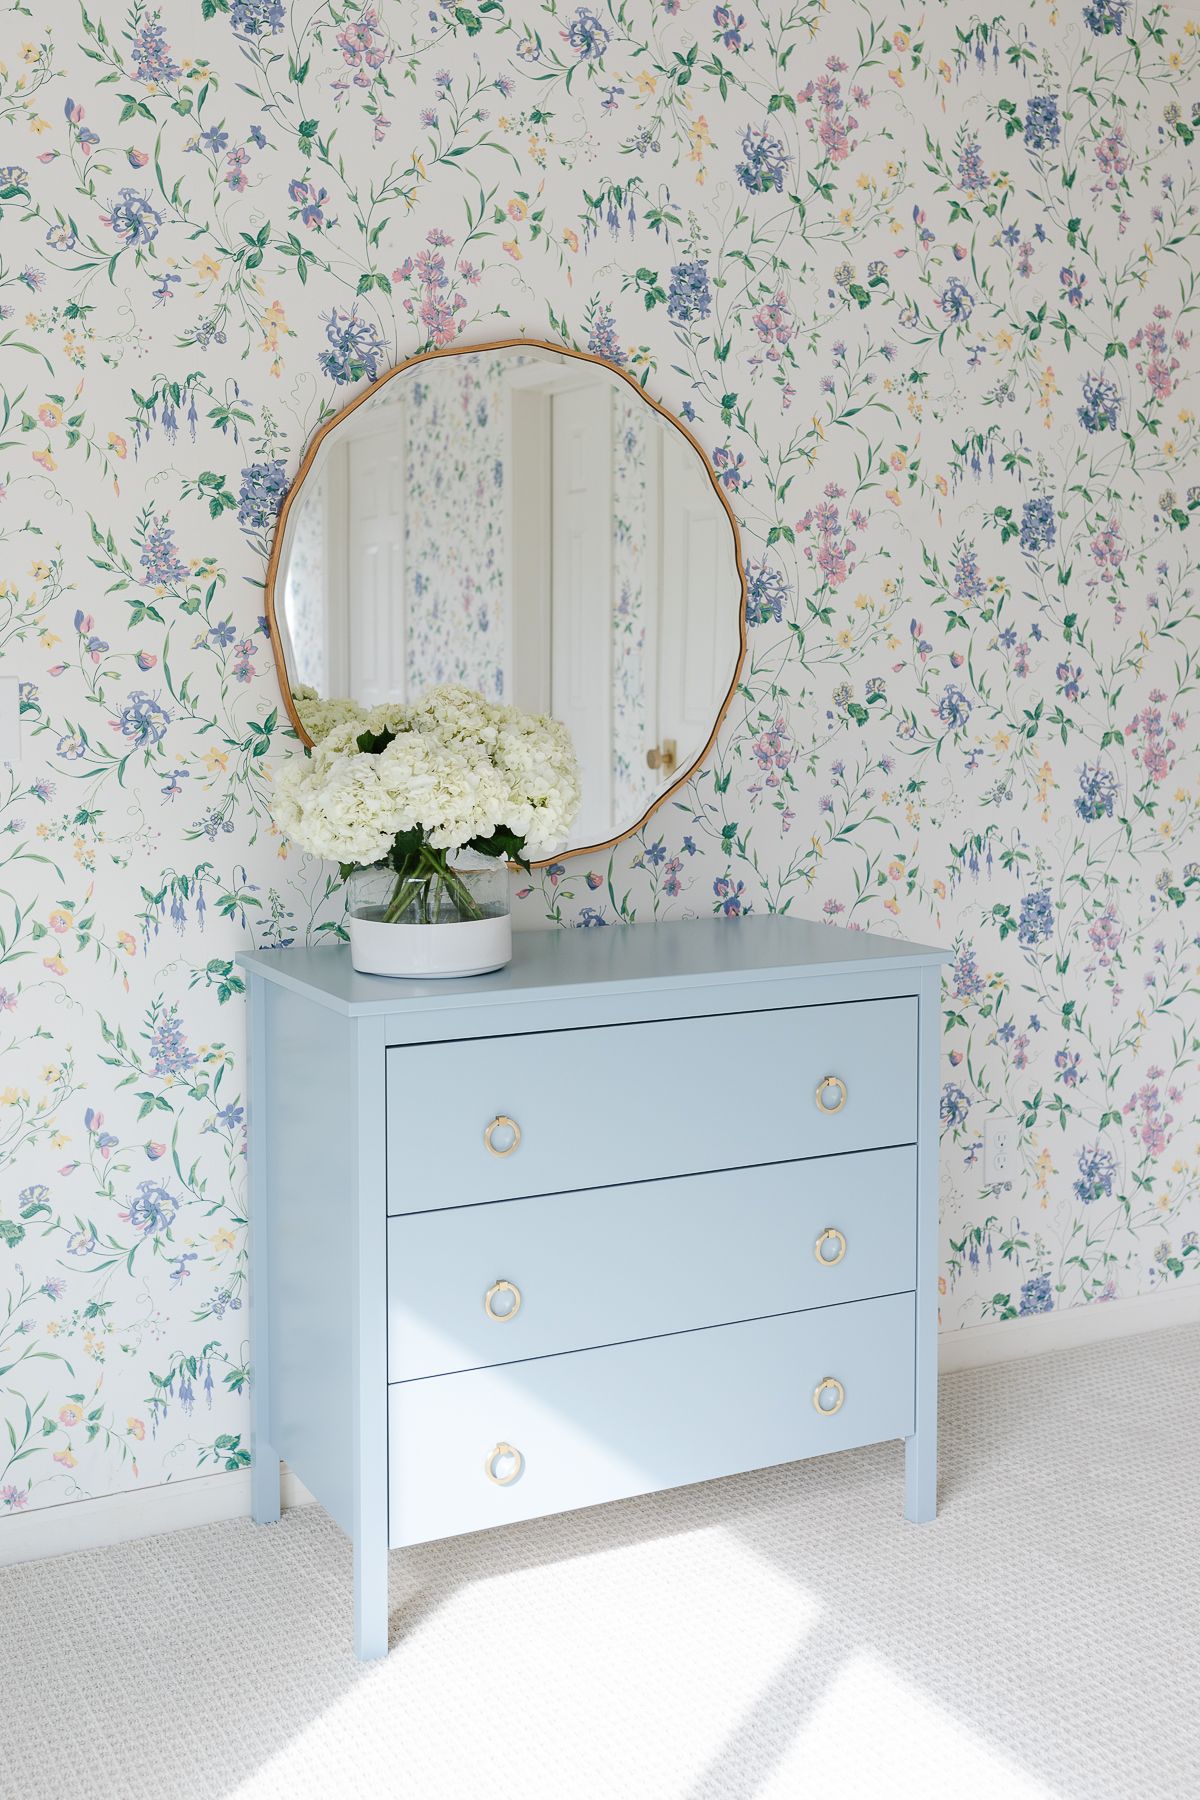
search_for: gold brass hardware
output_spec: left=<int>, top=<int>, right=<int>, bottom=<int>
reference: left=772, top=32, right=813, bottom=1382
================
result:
left=814, top=1227, right=848, bottom=1267
left=484, top=1115, right=521, bottom=1157
left=812, top=1377, right=845, bottom=1417
left=646, top=738, right=678, bottom=775
left=814, top=1075, right=848, bottom=1115
left=484, top=1279, right=522, bottom=1322
left=484, top=1442, right=524, bottom=1485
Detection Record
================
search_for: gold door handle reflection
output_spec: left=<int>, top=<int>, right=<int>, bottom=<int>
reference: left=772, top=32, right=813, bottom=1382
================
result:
left=646, top=739, right=678, bottom=775
left=483, top=1115, right=521, bottom=1157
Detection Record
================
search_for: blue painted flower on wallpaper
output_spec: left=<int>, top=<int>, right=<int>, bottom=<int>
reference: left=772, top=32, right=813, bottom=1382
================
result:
left=237, top=459, right=289, bottom=534
left=745, top=559, right=788, bottom=626
left=941, top=1084, right=970, bottom=1127
left=668, top=260, right=712, bottom=324
left=123, top=1180, right=179, bottom=1236
left=1018, top=888, right=1055, bottom=947
left=1074, top=1144, right=1117, bottom=1205
left=587, top=307, right=625, bottom=363
left=139, top=518, right=187, bottom=586
left=118, top=691, right=171, bottom=747
left=1019, top=496, right=1056, bottom=555
left=230, top=0, right=285, bottom=37
left=102, top=188, right=161, bottom=246
left=131, top=11, right=180, bottom=84
left=937, top=277, right=975, bottom=326
left=736, top=125, right=789, bottom=194
left=1078, top=371, right=1121, bottom=433
left=564, top=7, right=609, bottom=60
left=1076, top=764, right=1118, bottom=821
left=319, top=308, right=385, bottom=383
left=1019, top=1273, right=1054, bottom=1315
left=1024, top=95, right=1061, bottom=152
left=1083, top=0, right=1127, bottom=33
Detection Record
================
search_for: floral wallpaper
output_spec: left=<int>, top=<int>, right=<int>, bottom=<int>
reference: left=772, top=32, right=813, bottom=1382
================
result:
left=405, top=354, right=508, bottom=697
left=611, top=386, right=656, bottom=820
left=1, top=0, right=1198, bottom=1520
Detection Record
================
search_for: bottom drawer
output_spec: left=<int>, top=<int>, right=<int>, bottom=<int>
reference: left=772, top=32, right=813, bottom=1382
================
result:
left=388, top=1291, right=915, bottom=1547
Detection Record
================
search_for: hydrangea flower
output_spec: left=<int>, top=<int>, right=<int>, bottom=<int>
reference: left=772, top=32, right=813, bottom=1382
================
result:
left=230, top=0, right=286, bottom=36
left=1019, top=1273, right=1054, bottom=1315
left=237, top=459, right=289, bottom=533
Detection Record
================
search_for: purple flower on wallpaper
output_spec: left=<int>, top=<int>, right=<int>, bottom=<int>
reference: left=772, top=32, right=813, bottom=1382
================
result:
left=956, top=137, right=987, bottom=197
left=1083, top=0, right=1127, bottom=33
left=236, top=458, right=289, bottom=532
left=1075, top=763, right=1118, bottom=821
left=1024, top=95, right=1060, bottom=153
left=148, top=1005, right=198, bottom=1077
left=230, top=0, right=285, bottom=36
left=735, top=125, right=789, bottom=194
left=102, top=188, right=162, bottom=247
left=1078, top=371, right=1121, bottom=434
left=936, top=277, right=975, bottom=326
left=940, top=1084, right=970, bottom=1128
left=131, top=10, right=181, bottom=84
left=952, top=947, right=985, bottom=1000
left=586, top=307, right=626, bottom=364
left=124, top=1180, right=179, bottom=1236
left=139, top=518, right=187, bottom=586
left=318, top=308, right=385, bottom=384
left=667, top=259, right=712, bottom=323
left=117, top=691, right=171, bottom=747
left=745, top=559, right=789, bottom=626
left=564, top=7, right=610, bottom=59
left=1018, top=1274, right=1054, bottom=1315
left=937, top=684, right=972, bottom=730
left=1018, top=887, right=1054, bottom=947
left=1019, top=495, right=1056, bottom=555
left=952, top=545, right=986, bottom=601
left=1074, top=1144, right=1117, bottom=1205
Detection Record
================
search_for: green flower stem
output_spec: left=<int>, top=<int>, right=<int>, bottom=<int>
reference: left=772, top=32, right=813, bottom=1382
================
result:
left=382, top=847, right=486, bottom=925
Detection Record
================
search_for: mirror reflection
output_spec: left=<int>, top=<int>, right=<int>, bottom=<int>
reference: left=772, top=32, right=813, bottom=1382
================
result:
left=274, top=344, right=743, bottom=852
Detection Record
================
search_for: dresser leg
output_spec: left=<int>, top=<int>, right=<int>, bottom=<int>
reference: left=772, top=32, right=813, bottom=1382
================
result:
left=353, top=1534, right=390, bottom=1660
left=903, top=1433, right=936, bottom=1523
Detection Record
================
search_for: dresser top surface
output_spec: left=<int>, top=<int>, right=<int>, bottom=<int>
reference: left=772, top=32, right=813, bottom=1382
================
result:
left=239, top=915, right=946, bottom=1017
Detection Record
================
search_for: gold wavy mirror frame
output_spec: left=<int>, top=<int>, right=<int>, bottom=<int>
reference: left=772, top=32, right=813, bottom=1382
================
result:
left=263, top=337, right=748, bottom=867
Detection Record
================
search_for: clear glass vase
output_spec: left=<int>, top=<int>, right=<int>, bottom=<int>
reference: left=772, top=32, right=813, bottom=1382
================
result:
left=346, top=849, right=512, bottom=979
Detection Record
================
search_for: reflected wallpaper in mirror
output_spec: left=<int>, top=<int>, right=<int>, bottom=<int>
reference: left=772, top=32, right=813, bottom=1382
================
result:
left=271, top=344, right=745, bottom=855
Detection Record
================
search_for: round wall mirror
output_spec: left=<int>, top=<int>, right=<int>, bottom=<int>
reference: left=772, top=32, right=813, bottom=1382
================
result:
left=265, top=340, right=746, bottom=863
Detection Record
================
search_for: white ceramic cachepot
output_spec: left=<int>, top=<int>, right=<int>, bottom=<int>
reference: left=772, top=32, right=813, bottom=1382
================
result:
left=346, top=850, right=512, bottom=980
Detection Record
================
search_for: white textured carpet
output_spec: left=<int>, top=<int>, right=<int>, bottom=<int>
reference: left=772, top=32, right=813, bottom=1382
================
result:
left=4, top=1325, right=1198, bottom=1800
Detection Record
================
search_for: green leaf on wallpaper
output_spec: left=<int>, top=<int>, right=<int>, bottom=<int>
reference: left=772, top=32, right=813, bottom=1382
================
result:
left=0, top=1220, right=24, bottom=1249
left=455, top=7, right=483, bottom=32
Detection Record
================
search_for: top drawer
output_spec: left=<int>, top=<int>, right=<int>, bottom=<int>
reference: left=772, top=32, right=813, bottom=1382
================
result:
left=386, top=995, right=917, bottom=1212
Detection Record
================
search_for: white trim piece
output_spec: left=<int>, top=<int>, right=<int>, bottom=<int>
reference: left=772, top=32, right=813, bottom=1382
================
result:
left=0, top=1464, right=315, bottom=1569
left=939, top=1282, right=1200, bottom=1374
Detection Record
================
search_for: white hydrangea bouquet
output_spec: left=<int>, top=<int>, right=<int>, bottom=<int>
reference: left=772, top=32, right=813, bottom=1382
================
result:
left=278, top=684, right=581, bottom=978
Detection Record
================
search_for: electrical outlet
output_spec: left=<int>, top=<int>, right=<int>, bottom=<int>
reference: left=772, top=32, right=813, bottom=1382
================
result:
left=984, top=1114, right=1016, bottom=1186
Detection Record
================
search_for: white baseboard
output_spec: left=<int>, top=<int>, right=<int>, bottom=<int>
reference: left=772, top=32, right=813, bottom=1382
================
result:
left=939, top=1282, right=1200, bottom=1373
left=0, top=1463, right=315, bottom=1569
left=5, top=1287, right=1198, bottom=1567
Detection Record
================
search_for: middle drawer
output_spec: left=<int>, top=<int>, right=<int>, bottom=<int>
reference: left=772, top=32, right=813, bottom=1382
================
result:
left=387, top=1144, right=916, bottom=1382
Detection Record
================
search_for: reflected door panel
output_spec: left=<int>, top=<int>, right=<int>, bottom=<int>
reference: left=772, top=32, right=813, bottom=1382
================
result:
left=272, top=343, right=744, bottom=858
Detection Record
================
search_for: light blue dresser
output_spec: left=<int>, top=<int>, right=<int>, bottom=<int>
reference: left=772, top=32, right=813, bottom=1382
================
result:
left=240, top=917, right=946, bottom=1659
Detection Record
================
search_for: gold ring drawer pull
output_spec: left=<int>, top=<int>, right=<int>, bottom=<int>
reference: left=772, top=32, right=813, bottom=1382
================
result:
left=484, top=1279, right=522, bottom=1323
left=484, top=1442, right=524, bottom=1486
left=483, top=1115, right=521, bottom=1157
left=812, top=1377, right=845, bottom=1417
left=814, top=1075, right=848, bottom=1115
left=814, top=1227, right=847, bottom=1267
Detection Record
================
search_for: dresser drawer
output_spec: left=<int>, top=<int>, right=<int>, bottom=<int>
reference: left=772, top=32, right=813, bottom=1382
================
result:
left=387, top=1291, right=914, bottom=1546
left=385, top=996, right=917, bottom=1212
left=386, top=1145, right=916, bottom=1381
